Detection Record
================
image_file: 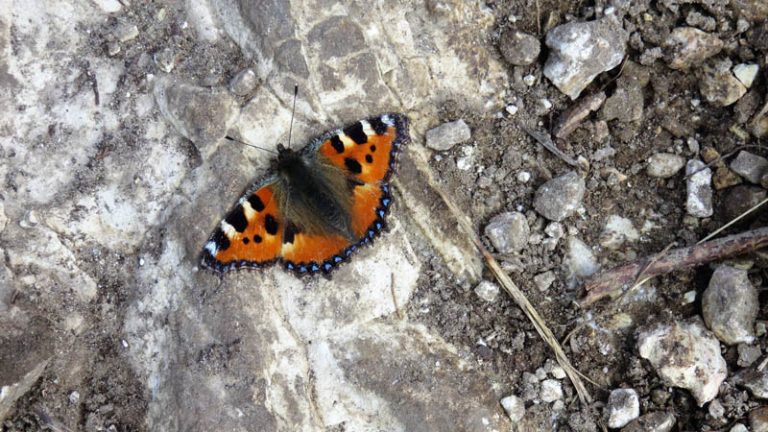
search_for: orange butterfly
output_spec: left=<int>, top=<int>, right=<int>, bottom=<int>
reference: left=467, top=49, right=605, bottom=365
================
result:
left=201, top=114, right=409, bottom=275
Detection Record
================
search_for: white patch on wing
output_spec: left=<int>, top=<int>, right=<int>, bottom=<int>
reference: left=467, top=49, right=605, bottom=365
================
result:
left=220, top=220, right=236, bottom=238
left=339, top=132, right=355, bottom=147
left=204, top=241, right=218, bottom=256
left=381, top=114, right=394, bottom=126
left=360, top=120, right=375, bottom=137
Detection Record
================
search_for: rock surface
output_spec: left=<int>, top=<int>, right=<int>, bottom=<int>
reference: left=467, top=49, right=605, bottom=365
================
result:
left=702, top=265, right=758, bottom=345
left=637, top=318, right=727, bottom=406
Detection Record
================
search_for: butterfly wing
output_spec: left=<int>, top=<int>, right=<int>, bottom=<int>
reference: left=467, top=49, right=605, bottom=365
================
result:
left=201, top=177, right=284, bottom=272
left=275, top=113, right=408, bottom=274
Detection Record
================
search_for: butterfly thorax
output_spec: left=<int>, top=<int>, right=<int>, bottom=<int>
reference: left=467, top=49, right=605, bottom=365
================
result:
left=275, top=146, right=356, bottom=241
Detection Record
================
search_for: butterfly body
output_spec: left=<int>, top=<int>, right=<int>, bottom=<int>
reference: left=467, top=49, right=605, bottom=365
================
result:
left=202, top=113, right=409, bottom=275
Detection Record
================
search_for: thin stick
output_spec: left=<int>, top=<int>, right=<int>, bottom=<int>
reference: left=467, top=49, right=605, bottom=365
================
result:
left=522, top=124, right=578, bottom=167
left=581, top=227, right=768, bottom=306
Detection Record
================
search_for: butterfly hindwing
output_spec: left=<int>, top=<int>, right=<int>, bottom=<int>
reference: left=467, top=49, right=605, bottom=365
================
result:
left=202, top=180, right=284, bottom=272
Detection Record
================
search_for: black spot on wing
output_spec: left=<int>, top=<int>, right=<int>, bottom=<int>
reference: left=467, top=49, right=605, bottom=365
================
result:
left=329, top=135, right=345, bottom=154
left=283, top=221, right=298, bottom=244
left=225, top=206, right=248, bottom=232
left=370, top=144, right=376, bottom=152
left=212, top=228, right=230, bottom=251
left=254, top=234, right=263, bottom=243
left=344, top=122, right=367, bottom=144
left=242, top=237, right=250, bottom=244
left=369, top=117, right=388, bottom=135
left=265, top=214, right=279, bottom=236
left=248, top=194, right=265, bottom=212
left=365, top=154, right=373, bottom=164
left=344, top=158, right=362, bottom=174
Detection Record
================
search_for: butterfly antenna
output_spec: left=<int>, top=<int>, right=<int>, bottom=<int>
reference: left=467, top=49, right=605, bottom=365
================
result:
left=225, top=135, right=277, bottom=155
left=287, top=85, right=298, bottom=149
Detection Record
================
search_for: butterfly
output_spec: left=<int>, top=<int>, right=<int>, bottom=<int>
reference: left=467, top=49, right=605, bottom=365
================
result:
left=201, top=113, right=410, bottom=275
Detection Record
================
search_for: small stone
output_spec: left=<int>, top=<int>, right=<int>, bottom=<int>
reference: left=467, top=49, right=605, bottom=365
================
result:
left=622, top=411, right=676, bottom=432
left=700, top=64, right=747, bottom=106
left=425, top=120, right=471, bottom=151
left=605, top=388, right=640, bottom=428
left=544, top=222, right=564, bottom=239
left=505, top=104, right=519, bottom=115
left=154, top=47, right=177, bottom=73
left=708, top=399, right=725, bottom=418
left=107, top=41, right=121, bottom=56
left=712, top=166, right=743, bottom=190
left=600, top=86, right=643, bottom=122
left=522, top=74, right=537, bottom=86
left=0, top=201, right=7, bottom=233
left=664, top=27, right=723, bottom=70
left=733, top=64, right=759, bottom=88
left=731, top=424, right=748, bottom=432
left=682, top=290, right=697, bottom=304
left=599, top=215, right=639, bottom=250
left=685, top=160, right=713, bottom=218
left=543, top=16, right=628, bottom=99
left=533, top=171, right=585, bottom=222
left=516, top=171, right=531, bottom=183
left=737, top=369, right=768, bottom=399
left=533, top=271, right=556, bottom=291
left=484, top=212, right=530, bottom=254
left=637, top=318, right=726, bottom=406
left=646, top=153, right=685, bottom=178
left=721, top=186, right=766, bottom=222
left=702, top=265, right=758, bottom=345
left=750, top=407, right=768, bottom=432
left=564, top=237, right=600, bottom=279
left=751, top=100, right=768, bottom=138
left=737, top=343, right=762, bottom=367
left=114, top=22, right=139, bottom=42
left=540, top=379, right=563, bottom=402
left=229, top=68, right=259, bottom=96
left=730, top=151, right=768, bottom=183
left=499, top=30, right=541, bottom=66
left=500, top=395, right=525, bottom=422
left=69, top=391, right=80, bottom=404
left=474, top=280, right=500, bottom=303
left=550, top=365, right=566, bottom=380
left=455, top=145, right=475, bottom=170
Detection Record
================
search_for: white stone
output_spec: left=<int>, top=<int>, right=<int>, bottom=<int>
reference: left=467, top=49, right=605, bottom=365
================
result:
left=500, top=395, right=525, bottom=422
left=606, top=388, right=640, bottom=428
left=564, top=237, right=600, bottom=279
left=647, top=153, right=686, bottom=178
left=686, top=159, right=713, bottom=217
left=533, top=271, right=557, bottom=291
left=516, top=171, right=531, bottom=183
left=540, top=379, right=563, bottom=402
left=474, top=280, right=500, bottom=302
left=599, top=215, right=639, bottom=250
left=733, top=64, right=759, bottom=88
left=425, top=119, right=471, bottom=151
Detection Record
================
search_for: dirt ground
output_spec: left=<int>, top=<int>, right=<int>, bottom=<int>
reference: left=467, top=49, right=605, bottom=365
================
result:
left=4, top=0, right=768, bottom=431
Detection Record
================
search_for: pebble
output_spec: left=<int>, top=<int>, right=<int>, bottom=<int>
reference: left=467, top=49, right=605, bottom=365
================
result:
left=499, top=395, right=525, bottom=422
left=543, top=16, right=628, bottom=99
left=737, top=343, right=762, bottom=367
left=564, top=237, right=600, bottom=279
left=736, top=369, right=768, bottom=399
left=702, top=265, right=758, bottom=345
left=600, top=86, right=644, bottom=122
left=721, top=186, right=766, bottom=222
left=107, top=41, right=121, bottom=56
left=533, top=271, right=556, bottom=291
left=605, top=388, right=640, bottom=429
left=599, top=215, right=639, bottom=250
left=713, top=166, right=743, bottom=190
left=229, top=68, right=259, bottom=96
left=154, top=48, right=177, bottom=73
left=533, top=171, right=585, bottom=222
left=505, top=104, right=518, bottom=115
left=539, top=379, right=563, bottom=402
left=622, top=411, right=676, bottom=432
left=733, top=63, right=759, bottom=88
left=751, top=100, right=768, bottom=138
left=544, top=222, right=564, bottom=239
left=637, top=318, right=727, bottom=406
left=484, top=212, right=529, bottom=254
left=0, top=201, right=7, bottom=233
left=731, top=424, right=749, bottom=432
left=751, top=407, right=768, bottom=432
left=474, top=280, right=500, bottom=303
left=114, top=22, right=139, bottom=43
left=646, top=153, right=685, bottom=178
left=685, top=160, right=713, bottom=218
left=425, top=119, right=471, bottom=151
left=69, top=391, right=80, bottom=404
left=730, top=150, right=768, bottom=183
left=699, top=62, right=747, bottom=106
left=550, top=365, right=566, bottom=380
left=516, top=171, right=531, bottom=183
left=522, top=74, right=537, bottom=86
left=708, top=399, right=725, bottom=419
left=664, top=27, right=723, bottom=70
left=499, top=30, right=540, bottom=66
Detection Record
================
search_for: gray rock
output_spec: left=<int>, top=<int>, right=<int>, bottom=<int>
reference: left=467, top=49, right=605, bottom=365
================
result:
left=751, top=99, right=768, bottom=138
left=499, top=30, right=540, bottom=66
left=664, top=27, right=723, bottom=70
left=605, top=388, right=640, bottom=429
left=539, top=379, right=563, bottom=402
left=647, top=153, right=686, bottom=178
left=737, top=343, right=762, bottom=367
left=500, top=395, right=525, bottom=422
left=564, top=237, right=600, bottom=279
left=733, top=63, right=759, bottom=88
left=637, top=318, right=727, bottom=406
left=533, top=171, right=586, bottom=221
left=543, top=16, right=628, bottom=99
left=474, top=280, right=500, bottom=302
left=730, top=150, right=768, bottom=183
left=599, top=215, right=639, bottom=250
left=622, top=411, right=676, bottom=432
left=735, top=369, right=768, bottom=399
left=685, top=160, right=713, bottom=218
left=484, top=212, right=530, bottom=253
left=700, top=62, right=747, bottom=106
left=229, top=68, right=259, bottom=96
left=600, top=86, right=644, bottom=122
left=544, top=222, right=564, bottom=240
left=702, top=265, right=758, bottom=345
left=308, top=16, right=366, bottom=58
left=731, top=424, right=749, bottom=432
left=708, top=399, right=725, bottom=419
left=425, top=119, right=471, bottom=151
left=534, top=271, right=557, bottom=291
